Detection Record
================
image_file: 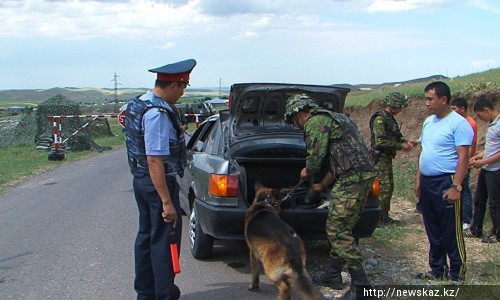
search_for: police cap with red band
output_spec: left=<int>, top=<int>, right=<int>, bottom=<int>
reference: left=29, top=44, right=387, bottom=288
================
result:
left=148, top=59, right=197, bottom=83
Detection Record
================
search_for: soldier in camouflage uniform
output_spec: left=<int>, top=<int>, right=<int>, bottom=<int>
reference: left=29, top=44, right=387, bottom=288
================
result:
left=369, top=92, right=415, bottom=225
left=285, top=94, right=376, bottom=299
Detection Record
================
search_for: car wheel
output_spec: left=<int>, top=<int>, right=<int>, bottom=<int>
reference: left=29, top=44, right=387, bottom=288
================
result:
left=189, top=204, right=214, bottom=259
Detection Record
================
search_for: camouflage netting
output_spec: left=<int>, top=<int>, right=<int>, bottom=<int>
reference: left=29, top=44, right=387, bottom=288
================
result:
left=0, top=115, right=30, bottom=148
left=12, top=113, right=37, bottom=146
left=35, top=94, right=111, bottom=152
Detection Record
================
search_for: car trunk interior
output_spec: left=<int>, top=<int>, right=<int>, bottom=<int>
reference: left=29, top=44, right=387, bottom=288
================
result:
left=238, top=159, right=330, bottom=208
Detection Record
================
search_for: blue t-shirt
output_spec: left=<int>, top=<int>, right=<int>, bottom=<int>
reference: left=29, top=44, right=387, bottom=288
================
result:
left=419, top=110, right=474, bottom=176
left=140, top=90, right=176, bottom=156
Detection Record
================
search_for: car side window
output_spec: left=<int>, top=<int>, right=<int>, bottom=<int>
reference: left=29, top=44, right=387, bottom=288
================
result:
left=186, top=121, right=207, bottom=150
left=190, top=121, right=216, bottom=152
left=203, top=121, right=220, bottom=154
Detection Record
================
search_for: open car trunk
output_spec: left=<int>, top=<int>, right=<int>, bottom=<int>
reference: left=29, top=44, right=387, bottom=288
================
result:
left=235, top=156, right=380, bottom=240
left=237, top=159, right=328, bottom=208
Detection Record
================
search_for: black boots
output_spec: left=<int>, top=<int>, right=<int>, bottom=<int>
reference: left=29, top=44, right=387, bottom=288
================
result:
left=338, top=264, right=376, bottom=300
left=312, top=259, right=343, bottom=290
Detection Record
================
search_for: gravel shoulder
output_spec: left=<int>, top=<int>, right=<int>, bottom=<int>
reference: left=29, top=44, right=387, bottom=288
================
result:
left=304, top=197, right=500, bottom=299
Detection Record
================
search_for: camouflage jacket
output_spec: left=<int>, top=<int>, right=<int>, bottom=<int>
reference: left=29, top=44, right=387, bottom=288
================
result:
left=304, top=109, right=375, bottom=185
left=369, top=109, right=405, bottom=158
left=124, top=93, right=186, bottom=178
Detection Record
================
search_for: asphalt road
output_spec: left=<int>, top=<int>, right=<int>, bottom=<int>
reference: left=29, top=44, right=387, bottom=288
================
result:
left=0, top=148, right=286, bottom=300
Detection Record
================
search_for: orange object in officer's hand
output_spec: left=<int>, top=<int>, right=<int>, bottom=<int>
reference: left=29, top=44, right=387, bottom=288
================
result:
left=168, top=223, right=181, bottom=274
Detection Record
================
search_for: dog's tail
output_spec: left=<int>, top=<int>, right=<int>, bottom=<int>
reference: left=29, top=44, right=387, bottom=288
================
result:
left=291, top=268, right=323, bottom=300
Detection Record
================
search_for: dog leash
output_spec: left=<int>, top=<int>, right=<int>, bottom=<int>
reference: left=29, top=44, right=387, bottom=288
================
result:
left=281, top=179, right=305, bottom=203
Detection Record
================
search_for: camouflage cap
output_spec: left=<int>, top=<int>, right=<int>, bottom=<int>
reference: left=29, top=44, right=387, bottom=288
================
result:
left=383, top=92, right=408, bottom=107
left=284, top=93, right=319, bottom=124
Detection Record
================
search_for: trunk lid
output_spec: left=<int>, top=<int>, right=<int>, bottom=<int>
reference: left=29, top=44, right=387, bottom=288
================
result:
left=224, top=83, right=350, bottom=156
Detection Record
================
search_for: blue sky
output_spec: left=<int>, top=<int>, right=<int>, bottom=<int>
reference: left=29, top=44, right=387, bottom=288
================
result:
left=0, top=0, right=498, bottom=90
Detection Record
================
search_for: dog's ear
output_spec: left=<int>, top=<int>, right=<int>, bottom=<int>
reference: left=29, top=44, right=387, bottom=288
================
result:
left=254, top=180, right=264, bottom=192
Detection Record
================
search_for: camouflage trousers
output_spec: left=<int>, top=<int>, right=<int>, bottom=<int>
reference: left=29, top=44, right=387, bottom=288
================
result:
left=326, top=177, right=374, bottom=268
left=375, top=155, right=394, bottom=219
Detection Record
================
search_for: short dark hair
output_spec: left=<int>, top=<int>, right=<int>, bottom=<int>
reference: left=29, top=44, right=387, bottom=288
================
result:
left=451, top=97, right=468, bottom=110
left=155, top=80, right=187, bottom=89
left=473, top=97, right=494, bottom=112
left=155, top=79, right=173, bottom=88
left=424, top=81, right=451, bottom=103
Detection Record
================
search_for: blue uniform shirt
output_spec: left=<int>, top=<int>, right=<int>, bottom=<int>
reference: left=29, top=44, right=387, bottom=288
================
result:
left=140, top=90, right=177, bottom=156
left=419, top=110, right=474, bottom=176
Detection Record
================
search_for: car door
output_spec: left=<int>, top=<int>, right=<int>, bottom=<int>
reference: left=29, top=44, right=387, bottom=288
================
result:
left=179, top=118, right=223, bottom=214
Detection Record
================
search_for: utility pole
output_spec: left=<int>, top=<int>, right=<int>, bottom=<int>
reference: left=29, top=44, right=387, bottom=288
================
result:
left=219, top=78, right=222, bottom=96
left=111, top=73, right=122, bottom=103
left=111, top=73, right=122, bottom=113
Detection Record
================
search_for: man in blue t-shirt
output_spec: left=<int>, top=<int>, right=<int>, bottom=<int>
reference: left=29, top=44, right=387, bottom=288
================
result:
left=414, top=81, right=473, bottom=282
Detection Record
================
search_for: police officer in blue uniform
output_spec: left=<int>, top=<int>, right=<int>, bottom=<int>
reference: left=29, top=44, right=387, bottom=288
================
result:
left=125, top=59, right=196, bottom=300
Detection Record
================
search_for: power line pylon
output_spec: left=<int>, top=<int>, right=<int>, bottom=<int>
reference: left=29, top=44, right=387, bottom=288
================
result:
left=111, top=73, right=122, bottom=103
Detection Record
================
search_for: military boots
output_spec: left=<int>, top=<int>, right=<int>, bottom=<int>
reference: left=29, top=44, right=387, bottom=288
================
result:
left=312, top=258, right=343, bottom=290
left=338, top=263, right=376, bottom=300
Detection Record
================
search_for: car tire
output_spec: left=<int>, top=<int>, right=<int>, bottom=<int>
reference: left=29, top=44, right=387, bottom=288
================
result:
left=189, top=204, right=214, bottom=259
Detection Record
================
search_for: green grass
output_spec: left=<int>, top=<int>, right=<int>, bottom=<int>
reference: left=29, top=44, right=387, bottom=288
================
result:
left=0, top=120, right=125, bottom=194
left=345, top=67, right=500, bottom=107
left=393, top=161, right=419, bottom=204
left=371, top=223, right=421, bottom=243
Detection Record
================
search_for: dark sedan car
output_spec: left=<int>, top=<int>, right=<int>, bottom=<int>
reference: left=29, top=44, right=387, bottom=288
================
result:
left=179, top=83, right=381, bottom=259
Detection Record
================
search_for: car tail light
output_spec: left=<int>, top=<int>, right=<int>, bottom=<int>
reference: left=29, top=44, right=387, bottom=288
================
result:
left=368, top=177, right=380, bottom=198
left=209, top=174, right=238, bottom=197
left=228, top=93, right=233, bottom=108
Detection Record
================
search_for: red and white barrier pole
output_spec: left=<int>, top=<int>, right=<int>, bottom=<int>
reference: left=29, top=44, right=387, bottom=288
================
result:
left=47, top=114, right=120, bottom=149
left=52, top=117, right=59, bottom=152
left=184, top=113, right=203, bottom=128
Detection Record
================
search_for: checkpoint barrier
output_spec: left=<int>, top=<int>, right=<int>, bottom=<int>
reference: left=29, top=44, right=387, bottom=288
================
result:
left=47, top=114, right=120, bottom=161
left=46, top=112, right=203, bottom=161
left=184, top=113, right=203, bottom=128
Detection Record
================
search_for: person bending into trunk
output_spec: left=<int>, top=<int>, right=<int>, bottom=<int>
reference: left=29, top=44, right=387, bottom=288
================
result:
left=284, top=94, right=376, bottom=300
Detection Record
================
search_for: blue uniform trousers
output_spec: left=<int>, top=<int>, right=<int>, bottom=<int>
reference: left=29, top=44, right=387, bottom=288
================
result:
left=133, top=175, right=182, bottom=300
left=419, top=174, right=467, bottom=281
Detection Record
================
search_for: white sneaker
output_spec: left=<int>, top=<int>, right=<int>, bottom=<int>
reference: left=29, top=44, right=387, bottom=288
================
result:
left=463, top=223, right=470, bottom=231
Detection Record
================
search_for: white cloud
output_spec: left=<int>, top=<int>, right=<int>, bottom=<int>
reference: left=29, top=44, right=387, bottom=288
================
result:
left=0, top=0, right=205, bottom=39
left=231, top=31, right=258, bottom=41
left=367, top=0, right=462, bottom=12
left=156, top=42, right=176, bottom=50
left=468, top=0, right=500, bottom=13
left=0, top=0, right=498, bottom=89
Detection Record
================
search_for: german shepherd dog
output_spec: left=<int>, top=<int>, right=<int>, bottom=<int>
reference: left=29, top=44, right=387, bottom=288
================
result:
left=244, top=181, right=322, bottom=300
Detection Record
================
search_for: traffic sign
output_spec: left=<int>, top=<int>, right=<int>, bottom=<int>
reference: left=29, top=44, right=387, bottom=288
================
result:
left=118, top=110, right=126, bottom=128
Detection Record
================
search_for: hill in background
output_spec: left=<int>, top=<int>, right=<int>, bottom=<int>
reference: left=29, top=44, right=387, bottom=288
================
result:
left=1, top=68, right=498, bottom=107
left=0, top=86, right=227, bottom=107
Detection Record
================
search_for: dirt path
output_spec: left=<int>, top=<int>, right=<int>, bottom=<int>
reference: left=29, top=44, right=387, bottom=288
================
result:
left=365, top=197, right=499, bottom=285
left=305, top=196, right=500, bottom=299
